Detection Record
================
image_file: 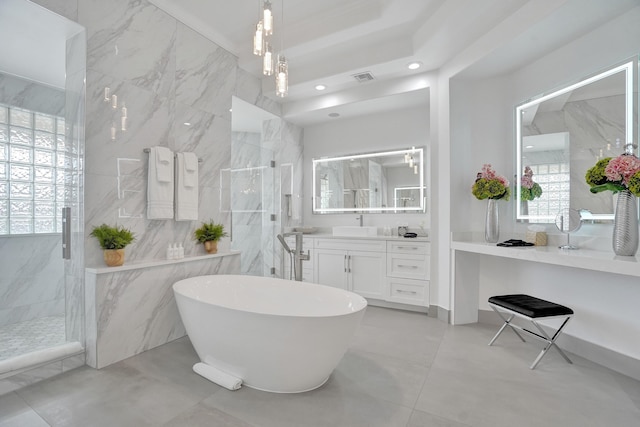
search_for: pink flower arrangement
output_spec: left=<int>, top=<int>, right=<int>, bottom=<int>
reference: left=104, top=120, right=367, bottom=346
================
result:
left=521, top=166, right=534, bottom=189
left=605, top=155, right=640, bottom=185
left=585, top=152, right=640, bottom=197
left=520, top=166, right=542, bottom=201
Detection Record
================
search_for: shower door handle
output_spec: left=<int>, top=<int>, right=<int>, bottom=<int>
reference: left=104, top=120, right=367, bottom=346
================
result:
left=62, top=207, right=71, bottom=259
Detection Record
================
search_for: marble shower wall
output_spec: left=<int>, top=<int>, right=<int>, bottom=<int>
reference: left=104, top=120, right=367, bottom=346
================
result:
left=74, top=0, right=284, bottom=268
left=230, top=116, right=304, bottom=279
left=0, top=235, right=64, bottom=327
left=264, top=119, right=304, bottom=279
left=0, top=75, right=65, bottom=328
left=32, top=0, right=303, bottom=282
left=230, top=131, right=267, bottom=276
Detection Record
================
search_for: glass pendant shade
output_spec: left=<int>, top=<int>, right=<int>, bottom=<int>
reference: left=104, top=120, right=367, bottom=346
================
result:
left=253, top=20, right=264, bottom=56
left=263, top=43, right=273, bottom=76
left=275, top=55, right=288, bottom=98
left=263, top=1, right=273, bottom=36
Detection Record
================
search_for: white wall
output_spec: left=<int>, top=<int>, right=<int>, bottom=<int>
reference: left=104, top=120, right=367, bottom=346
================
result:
left=449, top=6, right=640, bottom=363
left=303, top=104, right=430, bottom=233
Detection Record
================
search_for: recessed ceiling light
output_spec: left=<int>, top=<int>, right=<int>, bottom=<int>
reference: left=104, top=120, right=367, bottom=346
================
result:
left=328, top=113, right=340, bottom=118
left=525, top=145, right=534, bottom=149
left=407, top=62, right=422, bottom=70
left=183, top=122, right=192, bottom=126
left=315, top=84, right=327, bottom=91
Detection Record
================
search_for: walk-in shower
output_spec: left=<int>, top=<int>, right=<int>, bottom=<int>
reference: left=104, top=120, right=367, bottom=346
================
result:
left=0, top=0, right=85, bottom=379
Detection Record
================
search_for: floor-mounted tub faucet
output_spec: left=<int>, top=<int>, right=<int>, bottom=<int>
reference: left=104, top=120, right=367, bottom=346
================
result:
left=357, top=214, right=363, bottom=227
left=278, top=231, right=310, bottom=281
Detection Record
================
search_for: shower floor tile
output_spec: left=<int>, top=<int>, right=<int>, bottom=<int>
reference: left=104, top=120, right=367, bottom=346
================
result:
left=0, top=316, right=66, bottom=362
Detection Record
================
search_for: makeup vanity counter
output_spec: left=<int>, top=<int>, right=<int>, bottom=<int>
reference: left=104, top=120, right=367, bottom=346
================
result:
left=451, top=237, right=640, bottom=278
left=450, top=235, right=640, bottom=325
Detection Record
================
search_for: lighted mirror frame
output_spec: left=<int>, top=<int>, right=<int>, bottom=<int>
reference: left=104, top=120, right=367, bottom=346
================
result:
left=312, top=148, right=425, bottom=214
left=515, top=60, right=634, bottom=222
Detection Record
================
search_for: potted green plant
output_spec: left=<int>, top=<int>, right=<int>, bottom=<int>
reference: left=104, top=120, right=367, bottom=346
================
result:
left=194, top=220, right=228, bottom=254
left=90, top=224, right=136, bottom=267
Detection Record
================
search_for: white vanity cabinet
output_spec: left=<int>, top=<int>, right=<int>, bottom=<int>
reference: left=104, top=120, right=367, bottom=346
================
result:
left=385, top=241, right=430, bottom=306
left=313, top=239, right=386, bottom=299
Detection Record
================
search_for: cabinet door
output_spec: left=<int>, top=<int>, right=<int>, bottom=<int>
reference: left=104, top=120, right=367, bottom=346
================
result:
left=349, top=250, right=385, bottom=299
left=315, top=249, right=348, bottom=290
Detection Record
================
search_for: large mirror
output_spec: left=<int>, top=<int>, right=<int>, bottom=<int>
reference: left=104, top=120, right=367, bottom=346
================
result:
left=516, top=59, right=636, bottom=223
left=312, top=147, right=425, bottom=214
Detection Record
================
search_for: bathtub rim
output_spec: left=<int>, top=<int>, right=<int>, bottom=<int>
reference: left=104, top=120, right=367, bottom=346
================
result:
left=173, top=274, right=368, bottom=318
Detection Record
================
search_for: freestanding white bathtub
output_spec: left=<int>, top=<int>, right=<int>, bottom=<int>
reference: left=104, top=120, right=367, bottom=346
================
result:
left=173, top=274, right=367, bottom=393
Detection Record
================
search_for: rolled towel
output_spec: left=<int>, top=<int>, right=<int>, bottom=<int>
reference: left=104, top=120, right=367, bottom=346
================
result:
left=193, top=362, right=242, bottom=391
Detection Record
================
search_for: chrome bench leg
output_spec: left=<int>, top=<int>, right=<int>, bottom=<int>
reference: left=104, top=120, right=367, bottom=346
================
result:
left=488, top=306, right=526, bottom=346
left=529, top=317, right=573, bottom=369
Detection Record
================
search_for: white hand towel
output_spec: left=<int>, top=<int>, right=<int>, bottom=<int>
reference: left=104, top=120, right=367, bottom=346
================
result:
left=175, top=152, right=199, bottom=221
left=183, top=152, right=198, bottom=188
left=147, top=146, right=174, bottom=219
left=155, top=146, right=173, bottom=182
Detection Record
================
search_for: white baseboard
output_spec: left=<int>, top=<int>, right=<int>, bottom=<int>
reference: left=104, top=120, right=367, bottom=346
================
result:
left=478, top=309, right=640, bottom=382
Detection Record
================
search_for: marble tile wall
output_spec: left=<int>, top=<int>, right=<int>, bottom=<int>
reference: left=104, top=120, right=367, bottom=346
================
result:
left=264, top=119, right=304, bottom=278
left=0, top=75, right=66, bottom=329
left=230, top=131, right=268, bottom=276
left=0, top=235, right=65, bottom=327
left=85, top=253, right=240, bottom=369
left=0, top=74, right=65, bottom=116
left=21, top=0, right=304, bottom=374
left=74, top=0, right=280, bottom=268
left=25, top=0, right=303, bottom=370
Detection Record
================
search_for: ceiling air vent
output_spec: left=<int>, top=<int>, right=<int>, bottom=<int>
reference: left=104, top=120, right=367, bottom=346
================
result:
left=352, top=71, right=375, bottom=83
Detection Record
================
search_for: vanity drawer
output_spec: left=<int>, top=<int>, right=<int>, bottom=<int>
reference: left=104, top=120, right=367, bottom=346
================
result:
left=387, top=253, right=429, bottom=280
left=314, top=238, right=385, bottom=253
left=386, top=277, right=428, bottom=306
left=386, top=241, right=430, bottom=255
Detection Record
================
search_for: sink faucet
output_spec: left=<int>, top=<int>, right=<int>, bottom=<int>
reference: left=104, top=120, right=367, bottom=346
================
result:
left=356, top=214, right=363, bottom=227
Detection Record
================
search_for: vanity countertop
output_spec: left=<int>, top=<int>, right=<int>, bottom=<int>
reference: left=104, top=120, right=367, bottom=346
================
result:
left=451, top=238, right=640, bottom=278
left=306, top=233, right=430, bottom=242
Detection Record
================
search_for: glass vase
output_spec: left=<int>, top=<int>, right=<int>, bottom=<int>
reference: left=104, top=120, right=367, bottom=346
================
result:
left=485, top=199, right=499, bottom=243
left=612, top=190, right=639, bottom=256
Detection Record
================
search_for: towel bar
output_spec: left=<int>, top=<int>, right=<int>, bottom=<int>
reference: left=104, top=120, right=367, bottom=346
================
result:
left=143, top=148, right=203, bottom=163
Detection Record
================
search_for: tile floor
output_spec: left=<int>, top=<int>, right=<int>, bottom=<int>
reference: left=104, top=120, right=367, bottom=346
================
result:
left=0, top=307, right=639, bottom=427
left=0, top=316, right=65, bottom=362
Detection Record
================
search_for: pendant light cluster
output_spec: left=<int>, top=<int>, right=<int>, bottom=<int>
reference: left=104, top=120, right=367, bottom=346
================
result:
left=253, top=0, right=288, bottom=97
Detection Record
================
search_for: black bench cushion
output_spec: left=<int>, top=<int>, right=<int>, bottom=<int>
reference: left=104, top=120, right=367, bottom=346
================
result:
left=488, top=294, right=573, bottom=318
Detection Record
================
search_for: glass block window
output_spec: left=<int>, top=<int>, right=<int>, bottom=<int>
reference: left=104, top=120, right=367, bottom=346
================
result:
left=0, top=104, right=67, bottom=234
left=525, top=162, right=570, bottom=222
